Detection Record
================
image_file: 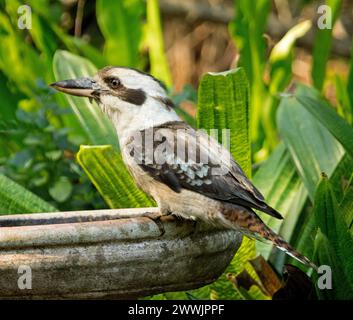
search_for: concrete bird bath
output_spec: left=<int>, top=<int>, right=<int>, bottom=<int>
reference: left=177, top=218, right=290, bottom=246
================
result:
left=0, top=208, right=242, bottom=299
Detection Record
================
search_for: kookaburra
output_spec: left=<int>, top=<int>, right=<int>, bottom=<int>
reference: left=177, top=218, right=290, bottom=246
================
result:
left=51, top=66, right=317, bottom=270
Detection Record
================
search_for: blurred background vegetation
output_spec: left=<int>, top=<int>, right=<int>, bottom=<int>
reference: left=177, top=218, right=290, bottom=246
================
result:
left=0, top=0, right=352, bottom=299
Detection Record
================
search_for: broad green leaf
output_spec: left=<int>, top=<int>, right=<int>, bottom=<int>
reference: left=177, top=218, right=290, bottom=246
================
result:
left=277, top=88, right=345, bottom=200
left=53, top=50, right=118, bottom=148
left=197, top=68, right=254, bottom=299
left=0, top=173, right=57, bottom=214
left=313, top=230, right=351, bottom=299
left=313, top=176, right=353, bottom=298
left=145, top=0, right=172, bottom=87
left=77, top=145, right=155, bottom=208
left=253, top=143, right=308, bottom=260
left=295, top=152, right=353, bottom=263
left=276, top=86, right=345, bottom=265
left=319, top=153, right=353, bottom=235
left=311, top=0, right=342, bottom=91
left=296, top=93, right=353, bottom=160
left=197, top=68, right=250, bottom=175
left=96, top=0, right=143, bottom=67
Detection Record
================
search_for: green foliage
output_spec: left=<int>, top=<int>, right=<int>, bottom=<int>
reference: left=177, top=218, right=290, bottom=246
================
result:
left=0, top=0, right=174, bottom=213
left=254, top=144, right=308, bottom=262
left=231, top=0, right=269, bottom=87
left=196, top=68, right=263, bottom=300
left=313, top=176, right=353, bottom=299
left=0, top=0, right=353, bottom=301
left=230, top=0, right=269, bottom=148
left=231, top=3, right=311, bottom=159
left=296, top=93, right=353, bottom=160
left=275, top=86, right=348, bottom=267
left=347, top=41, right=353, bottom=116
left=0, top=72, right=21, bottom=122
left=0, top=99, right=106, bottom=211
left=197, top=69, right=251, bottom=174
left=145, top=0, right=172, bottom=87
left=311, top=0, right=342, bottom=91
left=96, top=0, right=143, bottom=67
left=277, top=87, right=345, bottom=200
left=313, top=231, right=346, bottom=299
left=269, top=20, right=312, bottom=94
left=0, top=173, right=57, bottom=215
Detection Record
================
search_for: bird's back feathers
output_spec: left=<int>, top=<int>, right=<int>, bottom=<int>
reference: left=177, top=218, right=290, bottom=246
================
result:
left=128, top=121, right=283, bottom=220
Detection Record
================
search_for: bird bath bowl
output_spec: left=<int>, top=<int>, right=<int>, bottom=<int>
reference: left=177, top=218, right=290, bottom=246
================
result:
left=0, top=208, right=242, bottom=299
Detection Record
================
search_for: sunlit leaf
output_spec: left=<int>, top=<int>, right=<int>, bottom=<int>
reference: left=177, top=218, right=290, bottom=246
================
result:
left=145, top=0, right=172, bottom=87
left=197, top=68, right=251, bottom=174
left=197, top=68, right=255, bottom=299
left=269, top=20, right=311, bottom=94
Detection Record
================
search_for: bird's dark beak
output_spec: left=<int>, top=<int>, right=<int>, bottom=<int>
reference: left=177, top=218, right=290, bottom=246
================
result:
left=50, top=77, right=100, bottom=98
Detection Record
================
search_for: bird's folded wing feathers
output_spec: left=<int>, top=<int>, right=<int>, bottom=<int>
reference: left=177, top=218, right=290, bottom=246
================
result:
left=128, top=121, right=283, bottom=220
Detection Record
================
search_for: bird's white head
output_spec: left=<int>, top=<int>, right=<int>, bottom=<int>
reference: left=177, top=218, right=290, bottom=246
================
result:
left=50, top=66, right=180, bottom=142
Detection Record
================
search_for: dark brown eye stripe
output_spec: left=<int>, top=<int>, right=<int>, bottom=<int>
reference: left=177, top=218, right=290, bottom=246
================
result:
left=103, top=86, right=146, bottom=105
left=118, top=87, right=146, bottom=105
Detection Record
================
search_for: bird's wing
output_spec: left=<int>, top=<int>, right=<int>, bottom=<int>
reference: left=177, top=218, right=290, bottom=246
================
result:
left=128, top=121, right=282, bottom=219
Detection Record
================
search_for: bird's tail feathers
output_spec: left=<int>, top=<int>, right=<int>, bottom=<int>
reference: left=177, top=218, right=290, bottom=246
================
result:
left=261, top=228, right=318, bottom=271
left=223, top=207, right=317, bottom=271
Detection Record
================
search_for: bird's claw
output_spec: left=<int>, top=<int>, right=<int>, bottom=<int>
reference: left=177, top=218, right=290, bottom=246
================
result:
left=143, top=212, right=167, bottom=237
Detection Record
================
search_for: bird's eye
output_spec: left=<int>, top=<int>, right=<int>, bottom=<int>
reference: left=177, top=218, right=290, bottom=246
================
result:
left=108, top=77, right=121, bottom=89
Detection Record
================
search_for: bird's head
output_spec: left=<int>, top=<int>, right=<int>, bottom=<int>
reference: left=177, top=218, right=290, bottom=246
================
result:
left=50, top=66, right=179, bottom=137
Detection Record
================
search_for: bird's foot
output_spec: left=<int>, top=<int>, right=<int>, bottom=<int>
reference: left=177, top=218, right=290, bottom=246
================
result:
left=142, top=211, right=171, bottom=237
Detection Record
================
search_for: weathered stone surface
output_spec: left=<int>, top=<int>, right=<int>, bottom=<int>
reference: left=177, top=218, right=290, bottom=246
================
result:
left=0, top=208, right=242, bottom=299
